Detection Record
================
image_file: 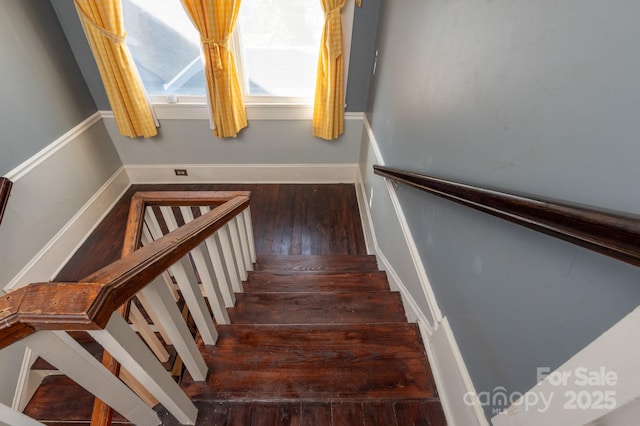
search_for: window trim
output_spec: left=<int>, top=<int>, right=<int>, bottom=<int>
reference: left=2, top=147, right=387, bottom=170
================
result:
left=146, top=0, right=356, bottom=120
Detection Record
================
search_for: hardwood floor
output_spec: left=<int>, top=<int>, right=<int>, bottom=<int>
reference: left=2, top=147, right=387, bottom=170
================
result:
left=155, top=400, right=445, bottom=426
left=24, top=184, right=446, bottom=425
left=56, top=184, right=367, bottom=282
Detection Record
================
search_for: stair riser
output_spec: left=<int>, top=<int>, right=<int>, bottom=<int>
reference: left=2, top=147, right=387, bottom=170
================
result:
left=229, top=292, right=406, bottom=324
left=245, top=271, right=390, bottom=293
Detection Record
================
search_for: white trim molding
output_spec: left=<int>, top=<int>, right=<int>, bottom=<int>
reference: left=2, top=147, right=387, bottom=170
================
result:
left=359, top=114, right=487, bottom=426
left=361, top=115, right=442, bottom=325
left=4, top=167, right=129, bottom=291
left=492, top=305, right=640, bottom=426
left=101, top=108, right=365, bottom=122
left=428, top=318, right=489, bottom=426
left=125, top=164, right=360, bottom=184
left=4, top=112, right=102, bottom=181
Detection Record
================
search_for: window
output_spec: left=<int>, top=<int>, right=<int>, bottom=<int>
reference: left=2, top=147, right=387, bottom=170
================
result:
left=122, top=0, right=205, bottom=98
left=122, top=0, right=354, bottom=112
left=236, top=0, right=324, bottom=101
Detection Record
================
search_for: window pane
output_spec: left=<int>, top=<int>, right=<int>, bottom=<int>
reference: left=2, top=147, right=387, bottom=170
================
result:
left=122, top=0, right=206, bottom=96
left=237, top=0, right=323, bottom=99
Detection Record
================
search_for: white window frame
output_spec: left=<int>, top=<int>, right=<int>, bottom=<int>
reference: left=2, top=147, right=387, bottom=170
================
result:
left=148, top=0, right=356, bottom=120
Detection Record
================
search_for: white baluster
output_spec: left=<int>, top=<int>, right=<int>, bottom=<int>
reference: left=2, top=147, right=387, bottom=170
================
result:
left=236, top=213, right=253, bottom=271
left=138, top=277, right=208, bottom=381
left=216, top=224, right=244, bottom=293
left=89, top=313, right=197, bottom=425
left=160, top=206, right=218, bottom=345
left=140, top=219, right=179, bottom=302
left=135, top=291, right=173, bottom=346
left=180, top=207, right=230, bottom=324
left=0, top=402, right=45, bottom=426
left=227, top=218, right=248, bottom=280
left=129, top=302, right=169, bottom=362
left=243, top=207, right=257, bottom=263
left=24, top=331, right=160, bottom=426
left=199, top=206, right=236, bottom=307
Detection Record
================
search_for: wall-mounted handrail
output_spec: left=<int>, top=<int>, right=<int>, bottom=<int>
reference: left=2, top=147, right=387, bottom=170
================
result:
left=0, top=193, right=250, bottom=350
left=0, top=178, right=12, bottom=227
left=373, top=165, right=640, bottom=268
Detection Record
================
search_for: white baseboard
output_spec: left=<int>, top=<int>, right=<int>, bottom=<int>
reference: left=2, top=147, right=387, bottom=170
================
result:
left=428, top=317, right=489, bottom=425
left=363, top=192, right=486, bottom=426
left=358, top=174, right=486, bottom=425
left=125, top=163, right=360, bottom=184
left=354, top=173, right=376, bottom=255
left=359, top=115, right=487, bottom=425
left=4, top=167, right=130, bottom=291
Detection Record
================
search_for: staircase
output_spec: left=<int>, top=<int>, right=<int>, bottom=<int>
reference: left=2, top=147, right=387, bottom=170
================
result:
left=15, top=184, right=446, bottom=425
left=23, top=255, right=445, bottom=425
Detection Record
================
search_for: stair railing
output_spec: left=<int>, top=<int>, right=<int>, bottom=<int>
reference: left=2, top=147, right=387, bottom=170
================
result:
left=373, top=165, right=640, bottom=268
left=0, top=191, right=256, bottom=426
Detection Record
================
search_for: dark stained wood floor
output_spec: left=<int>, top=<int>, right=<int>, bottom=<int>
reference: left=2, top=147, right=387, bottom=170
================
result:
left=25, top=184, right=446, bottom=425
left=56, top=184, right=367, bottom=282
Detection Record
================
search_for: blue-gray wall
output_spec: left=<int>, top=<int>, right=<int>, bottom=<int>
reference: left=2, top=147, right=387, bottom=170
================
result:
left=0, top=0, right=97, bottom=175
left=345, top=0, right=381, bottom=111
left=367, top=0, right=640, bottom=419
left=0, top=0, right=124, bottom=407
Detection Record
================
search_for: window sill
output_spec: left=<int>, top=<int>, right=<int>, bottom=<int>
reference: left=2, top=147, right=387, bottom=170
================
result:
left=100, top=103, right=362, bottom=121
left=148, top=102, right=315, bottom=121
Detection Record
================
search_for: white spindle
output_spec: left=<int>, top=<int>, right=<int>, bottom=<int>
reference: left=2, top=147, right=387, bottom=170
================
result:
left=25, top=331, right=160, bottom=426
left=89, top=313, right=198, bottom=425
left=216, top=224, right=243, bottom=293
left=180, top=207, right=230, bottom=324
left=243, top=207, right=257, bottom=263
left=137, top=278, right=208, bottom=381
left=170, top=256, right=218, bottom=344
left=144, top=209, right=180, bottom=293
left=140, top=222, right=179, bottom=302
left=0, top=402, right=45, bottom=426
left=199, top=206, right=235, bottom=307
left=236, top=213, right=253, bottom=271
left=227, top=218, right=248, bottom=280
left=135, top=291, right=173, bottom=346
left=159, top=206, right=218, bottom=345
left=129, top=302, right=169, bottom=362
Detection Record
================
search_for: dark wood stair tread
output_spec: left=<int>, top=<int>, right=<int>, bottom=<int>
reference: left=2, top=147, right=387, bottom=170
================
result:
left=23, top=375, right=130, bottom=424
left=229, top=292, right=406, bottom=324
left=182, top=323, right=436, bottom=401
left=255, top=255, right=379, bottom=272
left=154, top=400, right=446, bottom=426
left=244, top=271, right=390, bottom=293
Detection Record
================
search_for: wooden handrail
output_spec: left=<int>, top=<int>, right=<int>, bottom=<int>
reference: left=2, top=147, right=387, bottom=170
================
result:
left=374, top=165, right=640, bottom=268
left=91, top=190, right=251, bottom=426
left=0, top=193, right=250, bottom=350
left=0, top=178, right=12, bottom=227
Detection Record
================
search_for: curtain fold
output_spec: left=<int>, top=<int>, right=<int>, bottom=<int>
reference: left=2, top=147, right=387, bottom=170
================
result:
left=181, top=0, right=247, bottom=138
left=313, top=0, right=347, bottom=141
left=74, top=0, right=157, bottom=138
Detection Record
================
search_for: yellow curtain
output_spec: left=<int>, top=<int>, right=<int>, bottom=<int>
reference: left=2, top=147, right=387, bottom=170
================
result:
left=74, top=0, right=157, bottom=138
left=181, top=0, right=247, bottom=138
left=313, top=0, right=347, bottom=141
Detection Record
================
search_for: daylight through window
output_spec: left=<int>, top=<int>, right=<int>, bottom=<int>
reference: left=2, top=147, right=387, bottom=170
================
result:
left=122, top=0, right=325, bottom=103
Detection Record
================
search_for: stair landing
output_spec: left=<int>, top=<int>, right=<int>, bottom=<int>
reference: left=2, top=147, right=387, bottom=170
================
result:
left=22, top=184, right=446, bottom=425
